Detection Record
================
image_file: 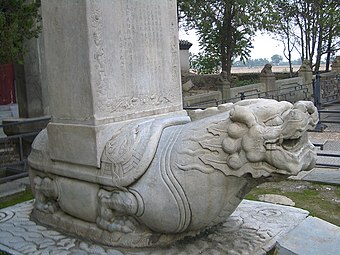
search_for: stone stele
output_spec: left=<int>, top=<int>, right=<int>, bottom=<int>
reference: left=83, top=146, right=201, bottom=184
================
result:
left=28, top=0, right=319, bottom=249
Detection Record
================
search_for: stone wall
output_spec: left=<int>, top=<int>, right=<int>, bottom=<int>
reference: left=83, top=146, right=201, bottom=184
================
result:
left=182, top=63, right=314, bottom=107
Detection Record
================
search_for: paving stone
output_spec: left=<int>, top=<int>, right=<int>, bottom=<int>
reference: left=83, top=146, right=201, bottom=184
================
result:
left=302, top=168, right=340, bottom=185
left=0, top=200, right=309, bottom=255
left=275, top=216, right=340, bottom=255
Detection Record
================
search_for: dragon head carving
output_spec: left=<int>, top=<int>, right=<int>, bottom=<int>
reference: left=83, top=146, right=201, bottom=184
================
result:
left=221, top=99, right=318, bottom=177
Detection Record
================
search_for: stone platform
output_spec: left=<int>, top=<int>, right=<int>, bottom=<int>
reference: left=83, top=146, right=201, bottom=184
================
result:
left=276, top=216, right=340, bottom=255
left=0, top=200, right=309, bottom=255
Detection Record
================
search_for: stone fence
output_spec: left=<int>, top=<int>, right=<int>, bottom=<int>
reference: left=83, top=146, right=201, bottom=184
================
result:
left=316, top=72, right=340, bottom=105
left=183, top=60, right=318, bottom=108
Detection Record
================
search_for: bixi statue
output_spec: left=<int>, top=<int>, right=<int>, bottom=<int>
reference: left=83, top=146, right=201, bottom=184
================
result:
left=29, top=99, right=318, bottom=247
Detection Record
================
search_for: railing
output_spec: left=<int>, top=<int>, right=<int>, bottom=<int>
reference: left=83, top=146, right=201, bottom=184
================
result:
left=184, top=83, right=311, bottom=110
left=0, top=117, right=50, bottom=183
left=313, top=73, right=340, bottom=108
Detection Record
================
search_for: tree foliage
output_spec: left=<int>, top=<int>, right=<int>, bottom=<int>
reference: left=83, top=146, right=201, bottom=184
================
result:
left=189, top=52, right=220, bottom=74
left=266, top=0, right=340, bottom=72
left=0, top=0, right=41, bottom=64
left=271, top=54, right=283, bottom=65
left=178, top=0, right=267, bottom=76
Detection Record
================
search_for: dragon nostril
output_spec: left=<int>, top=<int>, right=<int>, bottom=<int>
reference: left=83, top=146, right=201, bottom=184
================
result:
left=282, top=138, right=300, bottom=150
left=307, top=106, right=315, bottom=115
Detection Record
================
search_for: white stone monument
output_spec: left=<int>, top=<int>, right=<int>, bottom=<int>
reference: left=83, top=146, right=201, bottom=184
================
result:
left=41, top=0, right=184, bottom=168
left=28, top=0, right=319, bottom=248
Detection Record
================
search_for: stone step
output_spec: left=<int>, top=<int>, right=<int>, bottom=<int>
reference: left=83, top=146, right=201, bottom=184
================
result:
left=301, top=168, right=340, bottom=185
left=275, top=216, right=340, bottom=255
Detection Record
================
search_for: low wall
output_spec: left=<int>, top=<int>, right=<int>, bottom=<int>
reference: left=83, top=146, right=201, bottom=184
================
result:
left=318, top=72, right=340, bottom=104
left=183, top=90, right=222, bottom=108
left=182, top=75, right=311, bottom=107
left=230, top=83, right=265, bottom=101
left=275, top=77, right=312, bottom=102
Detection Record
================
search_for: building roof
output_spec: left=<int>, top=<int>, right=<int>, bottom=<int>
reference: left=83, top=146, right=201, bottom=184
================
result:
left=179, top=40, right=193, bottom=50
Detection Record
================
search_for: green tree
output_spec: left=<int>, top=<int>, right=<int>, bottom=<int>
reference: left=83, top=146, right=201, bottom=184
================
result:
left=266, top=0, right=340, bottom=72
left=190, top=52, right=220, bottom=74
left=271, top=54, right=283, bottom=65
left=293, top=0, right=340, bottom=71
left=0, top=0, right=41, bottom=64
left=264, top=1, right=298, bottom=75
left=178, top=0, right=267, bottom=76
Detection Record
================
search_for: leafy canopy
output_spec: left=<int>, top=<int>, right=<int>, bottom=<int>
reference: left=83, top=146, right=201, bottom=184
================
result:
left=178, top=0, right=269, bottom=75
left=0, top=0, right=41, bottom=64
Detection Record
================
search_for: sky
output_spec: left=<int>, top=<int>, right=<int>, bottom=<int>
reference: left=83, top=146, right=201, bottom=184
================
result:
left=179, top=29, right=301, bottom=61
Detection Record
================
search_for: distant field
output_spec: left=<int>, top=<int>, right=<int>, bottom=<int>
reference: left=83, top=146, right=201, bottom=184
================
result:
left=231, top=64, right=326, bottom=73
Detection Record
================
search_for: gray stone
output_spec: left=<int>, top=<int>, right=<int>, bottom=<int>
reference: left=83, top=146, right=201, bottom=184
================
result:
left=260, top=64, right=276, bottom=92
left=28, top=99, right=319, bottom=247
left=2, top=117, right=49, bottom=136
left=183, top=90, right=222, bottom=107
left=0, top=177, right=30, bottom=199
left=331, top=56, right=340, bottom=74
left=182, top=79, right=194, bottom=92
left=258, top=194, right=295, bottom=206
left=27, top=0, right=320, bottom=249
left=302, top=168, right=340, bottom=185
left=215, top=71, right=231, bottom=101
left=275, top=216, right=340, bottom=255
left=298, top=60, right=313, bottom=99
left=0, top=200, right=309, bottom=255
left=40, top=0, right=183, bottom=167
left=16, top=31, right=48, bottom=118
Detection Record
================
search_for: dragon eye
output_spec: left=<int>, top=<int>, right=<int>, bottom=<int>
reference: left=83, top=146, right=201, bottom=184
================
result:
left=265, top=116, right=283, bottom=126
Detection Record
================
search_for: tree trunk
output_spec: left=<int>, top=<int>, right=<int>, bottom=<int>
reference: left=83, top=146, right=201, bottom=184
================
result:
left=314, top=26, right=323, bottom=72
left=296, top=17, right=305, bottom=61
left=325, top=23, right=333, bottom=71
left=221, top=2, right=233, bottom=76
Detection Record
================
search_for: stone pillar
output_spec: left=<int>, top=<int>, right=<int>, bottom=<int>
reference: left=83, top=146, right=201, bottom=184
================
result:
left=260, top=64, right=276, bottom=92
left=331, top=56, right=340, bottom=74
left=15, top=5, right=49, bottom=118
left=298, top=60, right=313, bottom=99
left=216, top=71, right=231, bottom=102
left=40, top=0, right=183, bottom=167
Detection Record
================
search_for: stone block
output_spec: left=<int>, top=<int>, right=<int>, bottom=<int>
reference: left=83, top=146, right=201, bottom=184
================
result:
left=275, top=216, right=340, bottom=255
left=2, top=117, right=49, bottom=136
left=39, top=0, right=183, bottom=167
left=0, top=200, right=310, bottom=255
left=41, top=0, right=182, bottom=125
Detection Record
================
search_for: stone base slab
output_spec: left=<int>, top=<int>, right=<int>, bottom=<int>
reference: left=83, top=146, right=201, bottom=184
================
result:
left=0, top=200, right=309, bottom=255
left=275, top=216, right=340, bottom=255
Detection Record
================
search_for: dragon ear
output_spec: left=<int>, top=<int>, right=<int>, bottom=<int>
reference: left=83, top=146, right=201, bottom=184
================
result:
left=230, top=105, right=256, bottom=128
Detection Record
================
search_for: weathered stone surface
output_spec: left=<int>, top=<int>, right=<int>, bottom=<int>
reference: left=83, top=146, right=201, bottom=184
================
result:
left=2, top=117, right=49, bottom=136
left=183, top=90, right=222, bottom=108
left=275, top=216, right=340, bottom=255
left=28, top=99, right=318, bottom=247
left=40, top=0, right=183, bottom=167
left=331, top=56, right=340, bottom=74
left=182, top=79, right=194, bottom=92
left=258, top=194, right=295, bottom=206
left=260, top=64, right=276, bottom=92
left=302, top=168, right=340, bottom=185
left=42, top=0, right=182, bottom=124
left=0, top=200, right=309, bottom=255
left=28, top=0, right=319, bottom=249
